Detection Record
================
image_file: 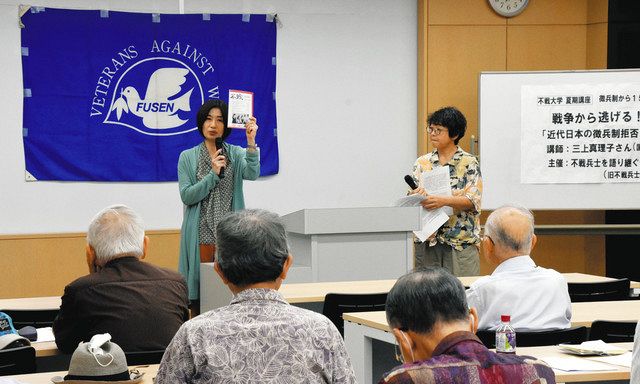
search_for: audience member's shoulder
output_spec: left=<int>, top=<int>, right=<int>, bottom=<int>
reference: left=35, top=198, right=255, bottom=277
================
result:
left=139, top=261, right=186, bottom=282
left=64, top=272, right=99, bottom=292
left=287, top=306, right=344, bottom=337
left=468, top=275, right=493, bottom=290
left=536, top=266, right=565, bottom=279
left=287, top=304, right=334, bottom=324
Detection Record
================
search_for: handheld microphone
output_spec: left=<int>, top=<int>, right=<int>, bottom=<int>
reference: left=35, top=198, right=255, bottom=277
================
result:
left=215, top=138, right=225, bottom=178
left=404, top=175, right=418, bottom=190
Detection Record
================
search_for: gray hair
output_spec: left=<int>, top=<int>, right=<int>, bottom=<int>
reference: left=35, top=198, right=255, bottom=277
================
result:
left=484, top=204, right=535, bottom=255
left=386, top=267, right=469, bottom=334
left=216, top=209, right=289, bottom=287
left=86, top=204, right=145, bottom=266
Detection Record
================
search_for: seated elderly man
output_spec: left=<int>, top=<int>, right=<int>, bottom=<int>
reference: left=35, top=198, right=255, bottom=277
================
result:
left=157, top=209, right=356, bottom=383
left=380, top=267, right=556, bottom=383
left=466, top=205, right=571, bottom=331
left=53, top=205, right=189, bottom=353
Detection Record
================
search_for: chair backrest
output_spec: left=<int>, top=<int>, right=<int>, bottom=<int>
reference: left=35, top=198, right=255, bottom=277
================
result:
left=0, top=346, right=36, bottom=375
left=567, top=278, right=630, bottom=302
left=589, top=320, right=638, bottom=342
left=1, top=309, right=59, bottom=328
left=476, top=326, right=588, bottom=349
left=124, top=349, right=166, bottom=366
left=322, top=293, right=388, bottom=337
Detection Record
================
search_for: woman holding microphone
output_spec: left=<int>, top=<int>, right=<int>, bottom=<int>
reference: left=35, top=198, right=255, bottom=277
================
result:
left=409, top=106, right=482, bottom=276
left=178, top=99, right=260, bottom=311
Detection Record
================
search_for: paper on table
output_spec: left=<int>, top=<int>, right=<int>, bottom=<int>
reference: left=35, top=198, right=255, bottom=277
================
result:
left=588, top=352, right=633, bottom=368
left=35, top=326, right=55, bottom=343
left=421, top=166, right=453, bottom=216
left=559, top=340, right=628, bottom=356
left=541, top=356, right=618, bottom=372
left=393, top=195, right=449, bottom=242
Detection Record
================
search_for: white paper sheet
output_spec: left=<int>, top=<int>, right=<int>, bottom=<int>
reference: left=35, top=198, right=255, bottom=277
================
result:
left=35, top=326, right=55, bottom=343
left=414, top=210, right=449, bottom=242
left=540, top=356, right=618, bottom=372
left=0, top=378, right=28, bottom=384
left=394, top=194, right=425, bottom=207
left=588, top=352, right=633, bottom=368
left=393, top=195, right=449, bottom=242
left=421, top=166, right=453, bottom=216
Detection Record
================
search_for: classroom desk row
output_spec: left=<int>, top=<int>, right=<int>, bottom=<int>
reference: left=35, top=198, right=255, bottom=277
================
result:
left=3, top=272, right=639, bottom=359
left=8, top=345, right=634, bottom=384
left=2, top=272, right=637, bottom=310
left=343, top=311, right=635, bottom=384
left=344, top=300, right=640, bottom=330
left=24, top=300, right=640, bottom=359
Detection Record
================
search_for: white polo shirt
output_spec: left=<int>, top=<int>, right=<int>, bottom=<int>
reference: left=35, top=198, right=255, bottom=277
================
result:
left=466, top=255, right=572, bottom=331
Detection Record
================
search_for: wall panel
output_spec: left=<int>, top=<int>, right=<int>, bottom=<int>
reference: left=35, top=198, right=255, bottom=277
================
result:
left=507, top=25, right=588, bottom=70
left=1, top=231, right=179, bottom=299
left=422, top=0, right=609, bottom=276
left=425, top=25, right=506, bottom=153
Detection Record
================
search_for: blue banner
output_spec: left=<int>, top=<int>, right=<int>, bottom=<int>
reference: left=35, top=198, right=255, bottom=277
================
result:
left=20, top=7, right=278, bottom=181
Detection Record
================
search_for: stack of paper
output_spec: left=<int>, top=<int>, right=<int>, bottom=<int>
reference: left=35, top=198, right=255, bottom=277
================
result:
left=558, top=340, right=628, bottom=356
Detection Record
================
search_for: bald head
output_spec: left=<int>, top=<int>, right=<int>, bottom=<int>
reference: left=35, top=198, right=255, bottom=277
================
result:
left=484, top=205, right=535, bottom=259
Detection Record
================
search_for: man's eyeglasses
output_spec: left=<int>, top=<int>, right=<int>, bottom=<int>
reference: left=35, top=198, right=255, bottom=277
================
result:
left=426, top=126, right=448, bottom=135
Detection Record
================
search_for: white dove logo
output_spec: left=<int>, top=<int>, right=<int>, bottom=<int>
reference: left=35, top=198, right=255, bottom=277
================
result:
left=111, top=67, right=194, bottom=129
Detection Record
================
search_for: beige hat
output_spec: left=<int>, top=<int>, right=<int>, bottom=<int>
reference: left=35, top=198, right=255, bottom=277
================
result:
left=51, top=334, right=143, bottom=383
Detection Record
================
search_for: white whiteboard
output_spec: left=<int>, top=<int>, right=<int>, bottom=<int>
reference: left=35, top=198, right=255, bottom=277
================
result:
left=479, top=69, right=640, bottom=210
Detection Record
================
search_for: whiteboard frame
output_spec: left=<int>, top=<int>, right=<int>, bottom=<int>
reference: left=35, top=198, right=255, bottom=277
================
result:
left=479, top=69, right=640, bottom=210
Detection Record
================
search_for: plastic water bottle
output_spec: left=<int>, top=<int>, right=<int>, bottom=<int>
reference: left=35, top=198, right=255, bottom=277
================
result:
left=495, top=315, right=516, bottom=353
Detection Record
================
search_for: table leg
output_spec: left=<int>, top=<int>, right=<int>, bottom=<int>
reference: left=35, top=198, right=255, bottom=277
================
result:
left=344, top=321, right=396, bottom=384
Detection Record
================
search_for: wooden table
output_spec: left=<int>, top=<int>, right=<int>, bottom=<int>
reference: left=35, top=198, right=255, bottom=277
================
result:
left=279, top=272, right=640, bottom=303
left=343, top=311, right=634, bottom=383
left=520, top=343, right=633, bottom=382
left=280, top=279, right=397, bottom=303
left=2, top=273, right=635, bottom=309
left=8, top=364, right=159, bottom=383
left=0, top=296, right=61, bottom=310
left=344, top=300, right=640, bottom=331
left=33, top=341, right=60, bottom=357
left=572, top=300, right=640, bottom=327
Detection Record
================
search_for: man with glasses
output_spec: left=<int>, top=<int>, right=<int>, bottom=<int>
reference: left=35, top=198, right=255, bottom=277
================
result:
left=408, top=106, right=482, bottom=276
left=466, top=205, right=571, bottom=331
left=380, top=267, right=556, bottom=383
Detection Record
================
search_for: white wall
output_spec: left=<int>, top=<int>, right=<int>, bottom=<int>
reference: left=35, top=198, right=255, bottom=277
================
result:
left=0, top=0, right=417, bottom=234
